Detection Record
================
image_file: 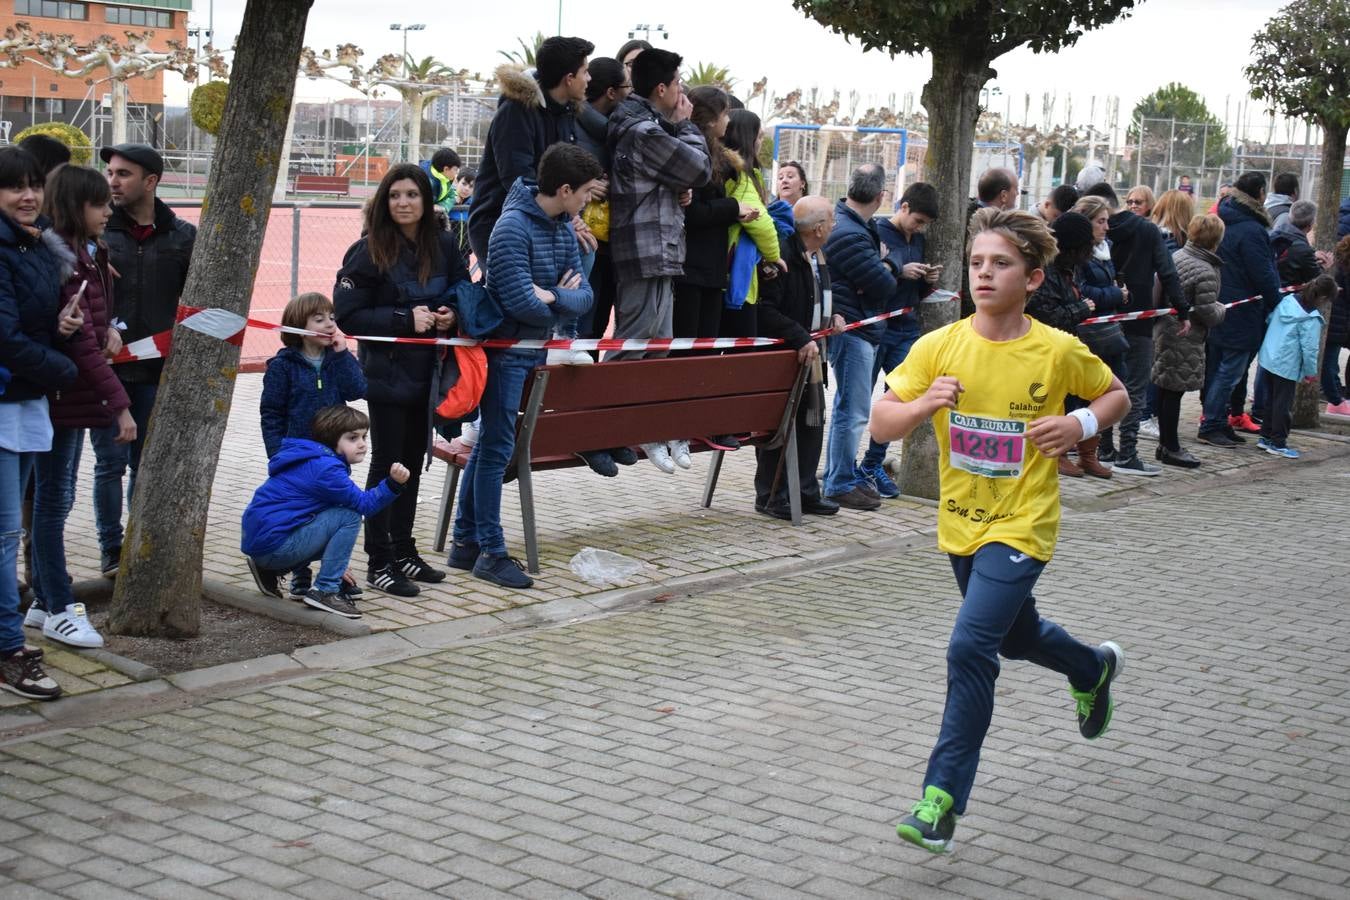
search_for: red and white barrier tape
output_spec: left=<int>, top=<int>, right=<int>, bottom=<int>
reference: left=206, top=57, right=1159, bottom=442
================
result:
left=107, top=294, right=945, bottom=364
left=109, top=283, right=1300, bottom=365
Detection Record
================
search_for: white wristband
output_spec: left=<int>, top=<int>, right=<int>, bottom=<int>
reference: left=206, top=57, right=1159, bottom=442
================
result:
left=1068, top=407, right=1099, bottom=441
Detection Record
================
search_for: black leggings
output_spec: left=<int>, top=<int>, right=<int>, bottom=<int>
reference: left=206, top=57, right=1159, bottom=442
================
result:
left=1155, top=386, right=1184, bottom=451
left=364, top=401, right=428, bottom=567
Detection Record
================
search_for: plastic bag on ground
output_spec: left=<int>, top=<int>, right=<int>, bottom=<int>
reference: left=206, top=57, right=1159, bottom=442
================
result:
left=570, top=547, right=644, bottom=587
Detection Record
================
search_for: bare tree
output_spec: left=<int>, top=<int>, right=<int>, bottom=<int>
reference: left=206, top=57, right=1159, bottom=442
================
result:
left=108, top=0, right=314, bottom=637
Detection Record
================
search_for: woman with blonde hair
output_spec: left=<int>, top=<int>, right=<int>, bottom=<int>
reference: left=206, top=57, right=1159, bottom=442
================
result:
left=1151, top=189, right=1195, bottom=253
left=1124, top=185, right=1154, bottom=219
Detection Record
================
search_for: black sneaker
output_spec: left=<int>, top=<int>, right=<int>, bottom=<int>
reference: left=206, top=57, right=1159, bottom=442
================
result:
left=1111, top=455, right=1162, bottom=477
left=896, top=786, right=957, bottom=853
left=246, top=557, right=284, bottom=599
left=288, top=569, right=313, bottom=600
left=1157, top=446, right=1201, bottom=468
left=578, top=450, right=618, bottom=477
left=1223, top=426, right=1247, bottom=444
left=367, top=563, right=420, bottom=597
left=100, top=546, right=121, bottom=578
left=802, top=497, right=840, bottom=516
left=609, top=447, right=639, bottom=466
left=826, top=486, right=881, bottom=511
left=397, top=554, right=446, bottom=583
left=0, top=648, right=62, bottom=701
left=302, top=588, right=362, bottom=620
left=471, top=553, right=534, bottom=589
left=1196, top=429, right=1238, bottom=448
left=447, top=541, right=479, bottom=571
left=1072, top=641, right=1125, bottom=739
left=338, top=578, right=362, bottom=602
left=1097, top=443, right=1117, bottom=463
left=759, top=504, right=793, bottom=521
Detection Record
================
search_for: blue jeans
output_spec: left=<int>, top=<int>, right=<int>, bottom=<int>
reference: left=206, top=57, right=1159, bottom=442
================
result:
left=824, top=332, right=876, bottom=496
left=1117, top=334, right=1153, bottom=462
left=861, top=320, right=920, bottom=469
left=251, top=506, right=361, bottom=593
left=453, top=348, right=543, bottom=557
left=924, top=543, right=1104, bottom=815
left=1201, top=343, right=1254, bottom=433
left=89, top=381, right=157, bottom=554
left=1321, top=343, right=1346, bottom=405
left=31, top=427, right=84, bottom=614
left=0, top=448, right=34, bottom=655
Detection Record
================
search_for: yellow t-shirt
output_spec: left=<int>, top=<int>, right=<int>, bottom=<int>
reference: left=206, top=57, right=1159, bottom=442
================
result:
left=885, top=317, right=1113, bottom=561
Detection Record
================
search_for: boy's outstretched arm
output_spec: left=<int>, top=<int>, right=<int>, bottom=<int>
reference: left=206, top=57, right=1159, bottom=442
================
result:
left=869, top=376, right=965, bottom=444
left=1026, top=376, right=1130, bottom=457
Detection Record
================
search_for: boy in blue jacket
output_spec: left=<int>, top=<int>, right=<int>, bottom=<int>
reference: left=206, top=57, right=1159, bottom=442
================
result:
left=448, top=143, right=600, bottom=590
left=1256, top=275, right=1333, bottom=458
left=242, top=405, right=409, bottom=619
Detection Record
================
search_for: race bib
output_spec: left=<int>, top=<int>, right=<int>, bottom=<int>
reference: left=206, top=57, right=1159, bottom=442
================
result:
left=948, top=412, right=1026, bottom=478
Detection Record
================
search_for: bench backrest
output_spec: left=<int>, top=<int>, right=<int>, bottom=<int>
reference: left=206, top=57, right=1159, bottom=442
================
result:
left=295, top=174, right=350, bottom=193
left=520, top=350, right=803, bottom=460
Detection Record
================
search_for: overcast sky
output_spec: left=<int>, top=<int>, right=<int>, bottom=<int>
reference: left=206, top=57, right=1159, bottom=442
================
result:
left=169, top=0, right=1293, bottom=138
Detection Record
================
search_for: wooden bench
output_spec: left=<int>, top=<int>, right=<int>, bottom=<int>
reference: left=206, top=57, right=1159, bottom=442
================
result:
left=294, top=174, right=351, bottom=196
left=431, top=350, right=809, bottom=573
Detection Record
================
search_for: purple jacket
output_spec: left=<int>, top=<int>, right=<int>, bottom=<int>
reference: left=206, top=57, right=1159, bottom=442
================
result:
left=49, top=236, right=129, bottom=428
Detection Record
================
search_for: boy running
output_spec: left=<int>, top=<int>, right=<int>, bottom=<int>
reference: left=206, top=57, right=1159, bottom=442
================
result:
left=870, top=207, right=1131, bottom=853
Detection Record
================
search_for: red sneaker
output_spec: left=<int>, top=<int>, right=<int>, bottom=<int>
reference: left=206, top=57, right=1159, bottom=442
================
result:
left=1228, top=413, right=1261, bottom=433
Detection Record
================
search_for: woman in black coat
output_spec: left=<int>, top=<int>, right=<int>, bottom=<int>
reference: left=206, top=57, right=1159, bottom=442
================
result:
left=334, top=164, right=468, bottom=598
left=1323, top=235, right=1350, bottom=414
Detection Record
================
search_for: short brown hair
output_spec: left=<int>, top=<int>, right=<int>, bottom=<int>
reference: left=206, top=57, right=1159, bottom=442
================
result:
left=968, top=207, right=1057, bottom=275
left=1071, top=196, right=1112, bottom=225
left=310, top=405, right=368, bottom=449
left=1186, top=214, right=1225, bottom=252
left=280, top=292, right=333, bottom=348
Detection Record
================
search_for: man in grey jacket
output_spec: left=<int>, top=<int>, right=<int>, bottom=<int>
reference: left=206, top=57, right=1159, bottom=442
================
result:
left=605, top=47, right=711, bottom=364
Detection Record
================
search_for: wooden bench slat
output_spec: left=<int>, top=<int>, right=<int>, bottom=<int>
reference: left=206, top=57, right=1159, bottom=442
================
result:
left=529, top=351, right=800, bottom=413
left=528, top=393, right=789, bottom=458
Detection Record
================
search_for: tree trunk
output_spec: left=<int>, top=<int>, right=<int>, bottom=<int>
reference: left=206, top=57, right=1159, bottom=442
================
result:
left=111, top=79, right=128, bottom=145
left=405, top=93, right=425, bottom=163
left=108, top=0, right=314, bottom=637
left=899, top=45, right=989, bottom=500
left=1313, top=119, right=1347, bottom=251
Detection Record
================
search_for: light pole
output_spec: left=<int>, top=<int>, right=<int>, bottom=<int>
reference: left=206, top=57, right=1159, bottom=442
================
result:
left=627, top=23, right=668, bottom=42
left=389, top=23, right=425, bottom=159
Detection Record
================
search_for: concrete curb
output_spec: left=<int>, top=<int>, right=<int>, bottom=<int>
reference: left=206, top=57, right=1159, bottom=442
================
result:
left=202, top=578, right=372, bottom=637
left=77, top=647, right=159, bottom=682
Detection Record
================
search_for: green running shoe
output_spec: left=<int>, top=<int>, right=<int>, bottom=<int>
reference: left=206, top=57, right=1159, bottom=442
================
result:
left=1072, top=641, right=1125, bottom=740
left=896, top=785, right=957, bottom=853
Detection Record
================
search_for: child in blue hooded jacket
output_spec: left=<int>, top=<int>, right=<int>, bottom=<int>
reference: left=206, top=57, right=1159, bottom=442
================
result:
left=1256, top=274, right=1334, bottom=458
left=242, top=405, right=407, bottom=619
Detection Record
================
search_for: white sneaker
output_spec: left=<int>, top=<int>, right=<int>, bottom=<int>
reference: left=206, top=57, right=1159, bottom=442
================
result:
left=42, top=603, right=105, bottom=649
left=461, top=418, right=480, bottom=447
left=641, top=442, right=676, bottom=474
left=670, top=439, right=692, bottom=469
left=1138, top=417, right=1160, bottom=440
left=546, top=347, right=593, bottom=366
left=23, top=605, right=46, bottom=628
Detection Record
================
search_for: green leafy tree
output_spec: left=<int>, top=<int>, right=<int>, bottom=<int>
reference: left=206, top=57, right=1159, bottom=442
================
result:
left=1246, top=0, right=1350, bottom=250
left=1127, top=83, right=1231, bottom=171
left=685, top=61, right=736, bottom=91
left=792, top=0, right=1138, bottom=498
left=498, top=31, right=545, bottom=67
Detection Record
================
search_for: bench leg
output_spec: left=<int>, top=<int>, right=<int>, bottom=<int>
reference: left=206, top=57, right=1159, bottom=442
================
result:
left=517, top=461, right=540, bottom=574
left=434, top=465, right=460, bottom=553
left=785, top=423, right=802, bottom=526
left=701, top=449, right=725, bottom=509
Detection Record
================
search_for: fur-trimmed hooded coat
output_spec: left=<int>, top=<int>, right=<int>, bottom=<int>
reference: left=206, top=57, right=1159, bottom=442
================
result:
left=467, top=65, right=579, bottom=265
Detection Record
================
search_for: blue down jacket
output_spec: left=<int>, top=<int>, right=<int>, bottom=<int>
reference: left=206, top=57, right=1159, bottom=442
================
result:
left=241, top=438, right=401, bottom=557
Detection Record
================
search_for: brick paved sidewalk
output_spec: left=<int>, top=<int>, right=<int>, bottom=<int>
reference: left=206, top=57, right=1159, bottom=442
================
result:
left=45, top=373, right=1350, bottom=639
left=2, top=455, right=1347, bottom=897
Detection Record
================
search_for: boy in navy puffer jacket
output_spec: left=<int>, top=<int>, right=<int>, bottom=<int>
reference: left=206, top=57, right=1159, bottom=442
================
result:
left=242, top=405, right=406, bottom=619
left=448, top=144, right=600, bottom=590
left=259, top=291, right=365, bottom=599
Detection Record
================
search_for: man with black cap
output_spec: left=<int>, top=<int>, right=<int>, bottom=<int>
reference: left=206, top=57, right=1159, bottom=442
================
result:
left=91, top=143, right=196, bottom=577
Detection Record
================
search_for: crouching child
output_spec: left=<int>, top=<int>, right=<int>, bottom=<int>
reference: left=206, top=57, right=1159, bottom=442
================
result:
left=242, top=405, right=409, bottom=619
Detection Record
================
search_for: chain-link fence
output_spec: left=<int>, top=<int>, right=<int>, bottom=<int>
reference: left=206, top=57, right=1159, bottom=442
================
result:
left=1125, top=115, right=1347, bottom=208
left=168, top=200, right=365, bottom=369
left=772, top=125, right=924, bottom=209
